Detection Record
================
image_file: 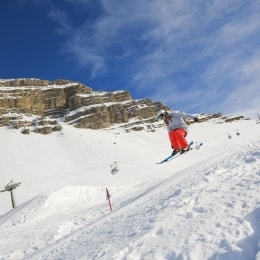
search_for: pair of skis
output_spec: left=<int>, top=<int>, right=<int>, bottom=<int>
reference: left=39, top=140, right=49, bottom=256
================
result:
left=157, top=141, right=203, bottom=164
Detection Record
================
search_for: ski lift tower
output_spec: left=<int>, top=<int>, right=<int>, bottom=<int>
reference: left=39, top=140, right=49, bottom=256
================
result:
left=0, top=180, right=21, bottom=208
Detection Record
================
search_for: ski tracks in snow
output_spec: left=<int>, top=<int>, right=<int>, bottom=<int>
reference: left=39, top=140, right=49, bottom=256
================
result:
left=26, top=141, right=260, bottom=260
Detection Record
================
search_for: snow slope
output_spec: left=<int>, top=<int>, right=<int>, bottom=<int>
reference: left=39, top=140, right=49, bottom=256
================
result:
left=0, top=118, right=260, bottom=260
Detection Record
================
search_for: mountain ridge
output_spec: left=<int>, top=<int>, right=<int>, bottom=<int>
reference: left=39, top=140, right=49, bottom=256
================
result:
left=0, top=78, right=169, bottom=133
left=0, top=78, right=247, bottom=135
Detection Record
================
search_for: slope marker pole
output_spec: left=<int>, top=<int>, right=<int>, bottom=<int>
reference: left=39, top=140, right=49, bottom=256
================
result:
left=106, top=187, right=112, bottom=211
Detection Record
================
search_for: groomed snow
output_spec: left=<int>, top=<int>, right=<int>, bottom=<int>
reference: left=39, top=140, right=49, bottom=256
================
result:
left=0, top=118, right=259, bottom=259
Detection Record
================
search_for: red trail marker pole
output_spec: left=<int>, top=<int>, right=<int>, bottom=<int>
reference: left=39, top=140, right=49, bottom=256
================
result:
left=106, top=187, right=112, bottom=211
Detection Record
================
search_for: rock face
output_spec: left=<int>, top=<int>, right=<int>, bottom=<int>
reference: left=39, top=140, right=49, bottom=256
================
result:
left=0, top=78, right=168, bottom=133
left=66, top=91, right=163, bottom=129
left=0, top=79, right=90, bottom=117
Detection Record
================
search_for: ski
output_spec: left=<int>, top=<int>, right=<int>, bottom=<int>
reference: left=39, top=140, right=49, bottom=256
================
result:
left=157, top=141, right=193, bottom=164
left=157, top=141, right=203, bottom=164
left=156, top=153, right=180, bottom=164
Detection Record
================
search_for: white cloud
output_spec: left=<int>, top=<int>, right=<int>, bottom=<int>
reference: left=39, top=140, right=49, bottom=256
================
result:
left=65, top=36, right=106, bottom=78
left=48, top=9, right=72, bottom=35
left=37, top=0, right=260, bottom=116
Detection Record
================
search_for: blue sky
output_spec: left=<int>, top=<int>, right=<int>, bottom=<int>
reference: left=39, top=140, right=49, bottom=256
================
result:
left=1, top=0, right=260, bottom=118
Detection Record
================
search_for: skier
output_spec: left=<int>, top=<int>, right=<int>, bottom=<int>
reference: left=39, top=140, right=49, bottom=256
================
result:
left=157, top=109, right=199, bottom=155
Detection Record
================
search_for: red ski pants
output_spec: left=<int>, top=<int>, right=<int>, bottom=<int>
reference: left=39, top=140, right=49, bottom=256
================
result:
left=168, top=128, right=189, bottom=150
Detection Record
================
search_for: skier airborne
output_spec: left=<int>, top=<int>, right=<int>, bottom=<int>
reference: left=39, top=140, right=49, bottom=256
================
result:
left=157, top=109, right=199, bottom=155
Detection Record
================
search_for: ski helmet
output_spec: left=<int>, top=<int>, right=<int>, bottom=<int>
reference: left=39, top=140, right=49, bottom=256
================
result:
left=157, top=109, right=166, bottom=119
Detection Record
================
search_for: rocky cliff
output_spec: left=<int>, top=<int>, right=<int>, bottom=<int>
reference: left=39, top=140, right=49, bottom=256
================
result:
left=0, top=78, right=168, bottom=134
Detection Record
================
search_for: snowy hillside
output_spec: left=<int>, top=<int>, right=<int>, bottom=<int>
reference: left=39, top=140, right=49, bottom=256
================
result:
left=0, top=118, right=260, bottom=260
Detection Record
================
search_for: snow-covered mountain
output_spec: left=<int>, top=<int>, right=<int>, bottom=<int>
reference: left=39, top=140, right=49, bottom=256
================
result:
left=0, top=78, right=168, bottom=133
left=0, top=116, right=260, bottom=260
